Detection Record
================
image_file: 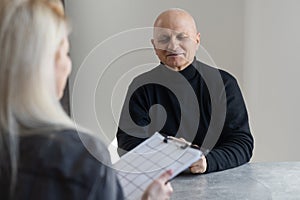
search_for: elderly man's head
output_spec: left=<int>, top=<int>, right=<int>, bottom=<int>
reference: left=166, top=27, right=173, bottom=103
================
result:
left=151, top=9, right=200, bottom=71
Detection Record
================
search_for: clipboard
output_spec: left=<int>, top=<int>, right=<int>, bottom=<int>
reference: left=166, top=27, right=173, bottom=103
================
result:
left=114, top=132, right=203, bottom=200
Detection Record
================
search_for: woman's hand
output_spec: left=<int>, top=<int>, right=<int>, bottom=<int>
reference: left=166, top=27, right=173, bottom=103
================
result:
left=142, top=170, right=173, bottom=200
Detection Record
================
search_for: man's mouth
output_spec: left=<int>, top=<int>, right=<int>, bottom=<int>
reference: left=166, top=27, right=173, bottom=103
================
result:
left=166, top=53, right=184, bottom=57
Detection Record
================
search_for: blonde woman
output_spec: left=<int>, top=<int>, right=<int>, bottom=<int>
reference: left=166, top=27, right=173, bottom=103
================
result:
left=0, top=0, right=173, bottom=199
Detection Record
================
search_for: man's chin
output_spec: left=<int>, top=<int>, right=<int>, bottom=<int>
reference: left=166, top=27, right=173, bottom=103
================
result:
left=166, top=64, right=188, bottom=71
left=166, top=61, right=189, bottom=70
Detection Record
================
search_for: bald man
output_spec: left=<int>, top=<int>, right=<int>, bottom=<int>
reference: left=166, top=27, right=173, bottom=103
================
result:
left=117, top=9, right=254, bottom=174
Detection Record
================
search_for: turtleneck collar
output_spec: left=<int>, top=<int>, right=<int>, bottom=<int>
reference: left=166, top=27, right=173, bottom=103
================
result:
left=160, top=57, right=198, bottom=81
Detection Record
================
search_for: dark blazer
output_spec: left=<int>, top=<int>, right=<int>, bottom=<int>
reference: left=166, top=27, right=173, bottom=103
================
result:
left=1, top=129, right=124, bottom=200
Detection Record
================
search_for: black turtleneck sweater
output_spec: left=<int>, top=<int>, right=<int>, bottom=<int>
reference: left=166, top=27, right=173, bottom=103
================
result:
left=117, top=58, right=254, bottom=173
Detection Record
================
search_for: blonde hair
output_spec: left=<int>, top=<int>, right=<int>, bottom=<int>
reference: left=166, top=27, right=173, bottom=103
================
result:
left=0, top=0, right=74, bottom=196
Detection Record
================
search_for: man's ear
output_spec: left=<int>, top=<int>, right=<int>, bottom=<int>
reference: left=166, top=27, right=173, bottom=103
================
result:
left=196, top=32, right=201, bottom=49
left=151, top=39, right=155, bottom=48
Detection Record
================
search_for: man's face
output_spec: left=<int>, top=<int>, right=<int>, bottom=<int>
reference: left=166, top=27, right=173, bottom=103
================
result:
left=152, top=14, right=200, bottom=71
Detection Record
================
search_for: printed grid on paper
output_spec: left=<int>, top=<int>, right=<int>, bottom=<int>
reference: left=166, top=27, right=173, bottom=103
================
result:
left=114, top=132, right=202, bottom=200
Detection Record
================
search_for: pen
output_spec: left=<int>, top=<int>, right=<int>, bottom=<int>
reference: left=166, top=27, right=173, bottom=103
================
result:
left=165, top=177, right=174, bottom=185
left=164, top=135, right=210, bottom=156
left=164, top=136, right=191, bottom=149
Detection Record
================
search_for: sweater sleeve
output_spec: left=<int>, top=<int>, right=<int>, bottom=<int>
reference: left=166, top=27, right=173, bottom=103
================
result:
left=205, top=74, right=254, bottom=173
left=116, top=82, right=149, bottom=155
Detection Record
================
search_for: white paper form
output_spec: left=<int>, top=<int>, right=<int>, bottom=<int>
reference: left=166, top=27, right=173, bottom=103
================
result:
left=114, top=132, right=202, bottom=200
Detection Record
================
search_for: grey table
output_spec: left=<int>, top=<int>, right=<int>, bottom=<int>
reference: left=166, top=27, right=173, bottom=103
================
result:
left=171, top=162, right=300, bottom=200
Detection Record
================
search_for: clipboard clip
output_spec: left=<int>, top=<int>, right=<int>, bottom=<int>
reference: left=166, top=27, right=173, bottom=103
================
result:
left=163, top=135, right=210, bottom=155
left=163, top=136, right=191, bottom=149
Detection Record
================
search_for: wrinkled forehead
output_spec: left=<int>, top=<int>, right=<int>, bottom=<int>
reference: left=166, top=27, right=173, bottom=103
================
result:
left=153, top=27, right=193, bottom=38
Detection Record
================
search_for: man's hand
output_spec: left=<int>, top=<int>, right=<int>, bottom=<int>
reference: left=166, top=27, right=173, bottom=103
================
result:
left=189, top=155, right=207, bottom=174
left=176, top=138, right=207, bottom=174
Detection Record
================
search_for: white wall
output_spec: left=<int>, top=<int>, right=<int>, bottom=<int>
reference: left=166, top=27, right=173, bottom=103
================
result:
left=244, top=0, right=300, bottom=161
left=65, top=0, right=300, bottom=163
left=65, top=0, right=245, bottom=163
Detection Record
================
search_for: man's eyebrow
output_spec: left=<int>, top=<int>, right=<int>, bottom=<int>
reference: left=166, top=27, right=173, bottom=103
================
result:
left=154, top=31, right=190, bottom=39
left=154, top=33, right=170, bottom=38
left=177, top=32, right=189, bottom=35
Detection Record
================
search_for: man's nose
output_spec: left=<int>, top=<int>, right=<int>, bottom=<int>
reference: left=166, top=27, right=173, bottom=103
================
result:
left=166, top=37, right=179, bottom=51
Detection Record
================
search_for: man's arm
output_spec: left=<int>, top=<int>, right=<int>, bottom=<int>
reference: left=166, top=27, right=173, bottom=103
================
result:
left=117, top=83, right=150, bottom=155
left=117, top=127, right=147, bottom=155
left=205, top=72, right=254, bottom=173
